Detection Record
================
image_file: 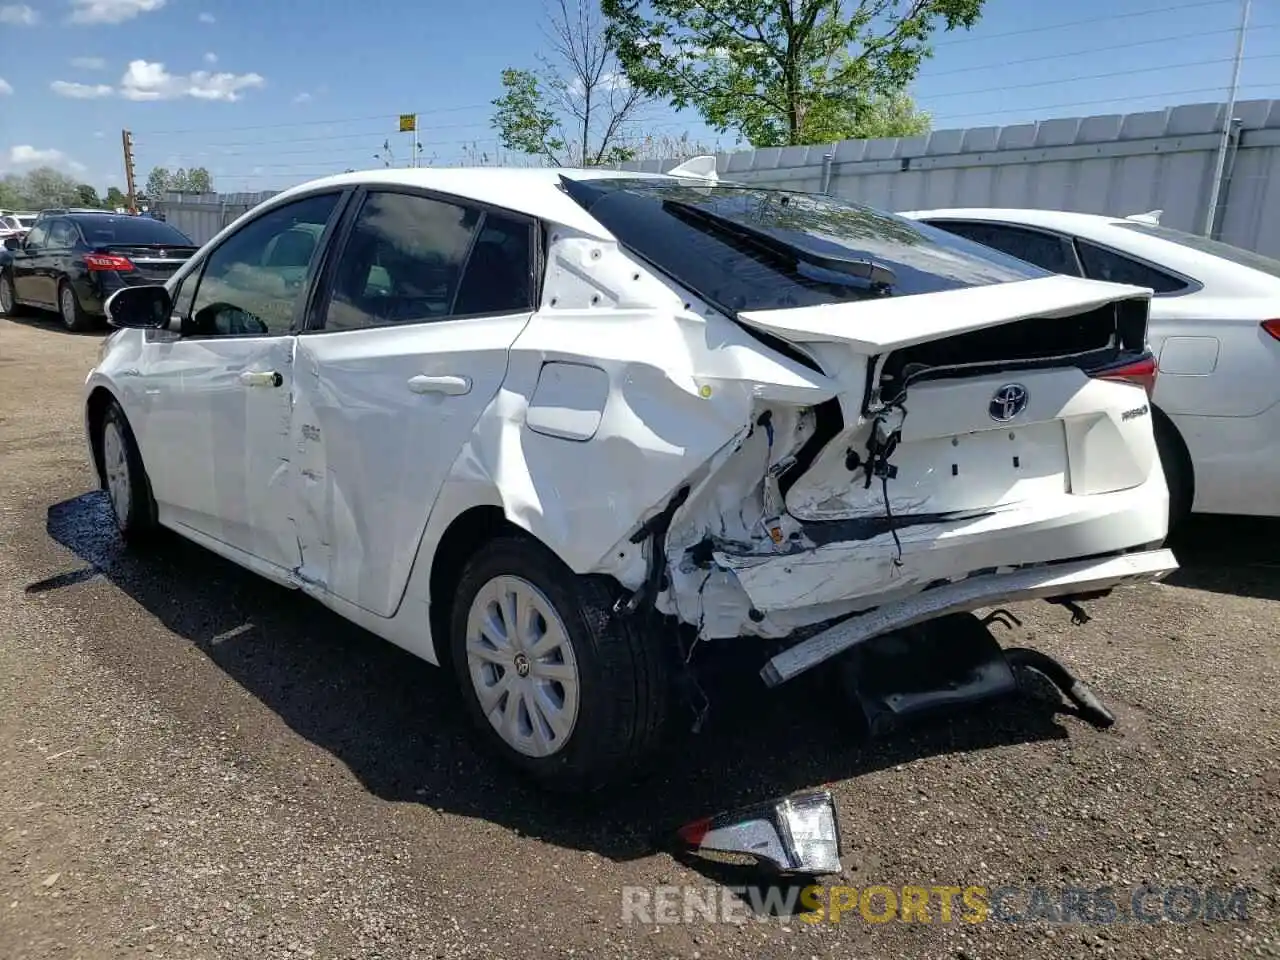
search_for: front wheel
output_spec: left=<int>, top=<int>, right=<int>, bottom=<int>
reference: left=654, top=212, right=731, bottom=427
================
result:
left=99, top=401, right=158, bottom=543
left=449, top=535, right=672, bottom=793
left=0, top=270, right=21, bottom=316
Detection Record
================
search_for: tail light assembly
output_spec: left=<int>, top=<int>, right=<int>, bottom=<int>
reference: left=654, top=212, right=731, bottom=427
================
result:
left=84, top=253, right=135, bottom=272
left=1091, top=351, right=1157, bottom=397
left=1262, top=319, right=1280, bottom=342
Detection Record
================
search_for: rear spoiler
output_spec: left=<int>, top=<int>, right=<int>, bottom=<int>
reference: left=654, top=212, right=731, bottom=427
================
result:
left=735, top=274, right=1153, bottom=354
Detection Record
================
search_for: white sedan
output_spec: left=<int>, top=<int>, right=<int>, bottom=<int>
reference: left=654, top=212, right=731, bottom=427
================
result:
left=901, top=208, right=1280, bottom=524
left=86, top=164, right=1176, bottom=789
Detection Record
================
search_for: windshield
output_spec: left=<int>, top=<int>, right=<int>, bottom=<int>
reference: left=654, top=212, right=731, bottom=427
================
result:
left=71, top=216, right=193, bottom=246
left=15, top=215, right=36, bottom=227
left=561, top=177, right=1047, bottom=314
left=1115, top=221, right=1280, bottom=279
left=0, top=216, right=17, bottom=229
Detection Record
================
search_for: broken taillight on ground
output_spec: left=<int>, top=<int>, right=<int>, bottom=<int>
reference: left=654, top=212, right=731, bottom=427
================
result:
left=677, top=790, right=843, bottom=876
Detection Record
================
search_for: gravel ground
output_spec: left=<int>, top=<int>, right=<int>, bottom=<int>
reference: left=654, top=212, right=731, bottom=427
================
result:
left=0, top=313, right=1277, bottom=960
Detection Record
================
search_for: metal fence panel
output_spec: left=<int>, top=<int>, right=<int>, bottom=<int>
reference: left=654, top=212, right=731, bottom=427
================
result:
left=620, top=99, right=1280, bottom=256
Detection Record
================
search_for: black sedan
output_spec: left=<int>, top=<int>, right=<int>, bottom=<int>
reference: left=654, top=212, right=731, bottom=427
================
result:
left=0, top=212, right=198, bottom=331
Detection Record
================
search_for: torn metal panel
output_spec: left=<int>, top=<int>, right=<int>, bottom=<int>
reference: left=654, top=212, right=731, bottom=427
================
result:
left=452, top=231, right=836, bottom=587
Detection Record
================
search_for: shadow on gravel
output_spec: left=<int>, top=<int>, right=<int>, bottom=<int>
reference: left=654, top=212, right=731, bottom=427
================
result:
left=44, top=491, right=1083, bottom=869
left=1, top=312, right=109, bottom=336
left=1164, top=514, right=1280, bottom=603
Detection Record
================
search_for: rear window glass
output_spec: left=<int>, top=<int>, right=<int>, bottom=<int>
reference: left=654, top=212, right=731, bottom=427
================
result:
left=561, top=177, right=1048, bottom=314
left=69, top=216, right=193, bottom=246
left=1115, top=221, right=1280, bottom=279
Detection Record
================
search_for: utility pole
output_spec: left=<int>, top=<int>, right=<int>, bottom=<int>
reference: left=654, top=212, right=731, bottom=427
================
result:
left=121, top=129, right=138, bottom=214
left=1203, top=0, right=1252, bottom=236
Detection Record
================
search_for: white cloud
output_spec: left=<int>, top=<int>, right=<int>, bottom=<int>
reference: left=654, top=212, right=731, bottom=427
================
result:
left=118, top=59, right=264, bottom=102
left=69, top=0, right=165, bottom=25
left=9, top=145, right=67, bottom=165
left=51, top=80, right=114, bottom=99
left=203, top=52, right=217, bottom=64
left=0, top=5, right=38, bottom=25
left=1, top=145, right=89, bottom=177
left=0, top=78, right=12, bottom=96
left=292, top=92, right=312, bottom=104
left=93, top=130, right=106, bottom=138
left=71, top=56, right=107, bottom=69
left=197, top=10, right=214, bottom=22
left=568, top=71, right=630, bottom=97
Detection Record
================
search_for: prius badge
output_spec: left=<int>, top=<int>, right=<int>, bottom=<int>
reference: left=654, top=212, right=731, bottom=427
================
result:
left=989, top=383, right=1029, bottom=422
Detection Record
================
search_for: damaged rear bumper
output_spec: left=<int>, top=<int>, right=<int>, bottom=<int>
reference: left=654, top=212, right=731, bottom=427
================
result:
left=760, top=547, right=1177, bottom=686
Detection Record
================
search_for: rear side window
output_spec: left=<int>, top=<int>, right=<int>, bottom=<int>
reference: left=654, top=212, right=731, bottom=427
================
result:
left=930, top=221, right=1079, bottom=276
left=561, top=177, right=1047, bottom=315
left=1075, top=240, right=1188, bottom=294
left=319, top=191, right=533, bottom=332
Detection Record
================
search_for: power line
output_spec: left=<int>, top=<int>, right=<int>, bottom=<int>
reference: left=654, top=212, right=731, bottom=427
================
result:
left=134, top=102, right=494, bottom=138
left=933, top=0, right=1238, bottom=46
left=134, top=3, right=1263, bottom=142
left=143, top=52, right=1277, bottom=170
left=924, top=23, right=1279, bottom=78
left=925, top=52, right=1280, bottom=102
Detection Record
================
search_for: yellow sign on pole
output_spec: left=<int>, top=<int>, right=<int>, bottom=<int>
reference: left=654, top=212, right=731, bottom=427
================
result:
left=399, top=113, right=417, bottom=132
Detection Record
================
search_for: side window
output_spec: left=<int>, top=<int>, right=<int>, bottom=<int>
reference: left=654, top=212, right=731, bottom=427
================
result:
left=453, top=213, right=534, bottom=316
left=321, top=191, right=480, bottom=332
left=187, top=192, right=341, bottom=337
left=24, top=223, right=49, bottom=249
left=935, top=221, right=1078, bottom=275
left=47, top=220, right=76, bottom=248
left=1075, top=240, right=1187, bottom=294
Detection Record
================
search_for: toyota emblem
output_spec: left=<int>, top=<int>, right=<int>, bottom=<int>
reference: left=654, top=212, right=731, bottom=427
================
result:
left=989, top=383, right=1029, bottom=422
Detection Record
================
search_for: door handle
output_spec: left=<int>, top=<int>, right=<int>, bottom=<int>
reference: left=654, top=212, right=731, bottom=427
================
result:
left=407, top=374, right=471, bottom=396
left=239, top=370, right=283, bottom=388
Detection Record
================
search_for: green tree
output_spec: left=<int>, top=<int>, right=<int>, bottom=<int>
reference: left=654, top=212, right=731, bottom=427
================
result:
left=104, top=186, right=128, bottom=209
left=602, top=0, right=983, bottom=147
left=0, top=174, right=24, bottom=210
left=145, top=166, right=171, bottom=198
left=492, top=0, right=651, bottom=166
left=76, top=184, right=102, bottom=208
left=22, top=168, right=80, bottom=208
left=185, top=167, right=213, bottom=193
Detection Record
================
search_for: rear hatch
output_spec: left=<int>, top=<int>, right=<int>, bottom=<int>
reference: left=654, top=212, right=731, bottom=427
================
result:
left=736, top=274, right=1157, bottom=521
left=558, top=175, right=1159, bottom=524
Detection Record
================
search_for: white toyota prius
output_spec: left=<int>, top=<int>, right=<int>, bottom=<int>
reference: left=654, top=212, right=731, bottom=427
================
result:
left=86, top=161, right=1177, bottom=790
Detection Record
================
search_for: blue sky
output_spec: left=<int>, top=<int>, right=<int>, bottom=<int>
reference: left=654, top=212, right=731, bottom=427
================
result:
left=0, top=0, right=1275, bottom=194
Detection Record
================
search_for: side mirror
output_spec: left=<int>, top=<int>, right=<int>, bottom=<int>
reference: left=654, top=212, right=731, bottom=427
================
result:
left=105, top=284, right=172, bottom=329
left=2, top=237, right=18, bottom=251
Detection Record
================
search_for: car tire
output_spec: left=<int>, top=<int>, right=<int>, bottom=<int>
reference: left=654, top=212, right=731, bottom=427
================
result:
left=0, top=270, right=22, bottom=316
left=58, top=279, right=95, bottom=333
left=449, top=534, right=673, bottom=793
left=98, top=400, right=158, bottom=544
